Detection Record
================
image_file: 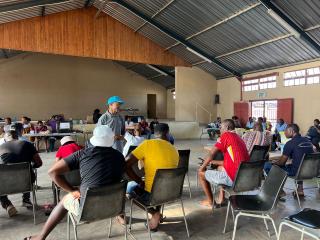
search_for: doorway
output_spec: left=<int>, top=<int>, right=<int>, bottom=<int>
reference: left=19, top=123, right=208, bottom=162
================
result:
left=251, top=100, right=277, bottom=129
left=147, top=94, right=157, bottom=119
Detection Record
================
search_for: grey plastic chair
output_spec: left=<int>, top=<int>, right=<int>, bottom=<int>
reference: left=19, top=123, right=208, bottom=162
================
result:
left=128, top=168, right=190, bottom=240
left=250, top=145, right=269, bottom=162
left=178, top=149, right=192, bottom=198
left=0, top=162, right=37, bottom=224
left=289, top=152, right=320, bottom=209
left=229, top=166, right=288, bottom=240
left=67, top=181, right=128, bottom=240
left=222, top=160, right=265, bottom=233
left=54, top=170, right=81, bottom=204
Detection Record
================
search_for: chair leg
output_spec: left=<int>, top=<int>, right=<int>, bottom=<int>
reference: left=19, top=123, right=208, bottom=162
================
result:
left=67, top=213, right=70, bottom=240
left=180, top=199, right=190, bottom=237
left=231, top=212, right=241, bottom=240
left=129, top=199, right=133, bottom=231
left=32, top=190, right=36, bottom=225
left=73, top=224, right=78, bottom=240
left=186, top=172, right=192, bottom=198
left=123, top=213, right=128, bottom=240
left=108, top=218, right=113, bottom=238
left=145, top=207, right=152, bottom=240
left=300, top=229, right=304, bottom=240
left=267, top=214, right=278, bottom=239
left=161, top=204, right=164, bottom=221
left=263, top=217, right=271, bottom=238
left=223, top=200, right=230, bottom=234
left=277, top=222, right=284, bottom=240
left=231, top=206, right=235, bottom=222
left=294, top=181, right=302, bottom=209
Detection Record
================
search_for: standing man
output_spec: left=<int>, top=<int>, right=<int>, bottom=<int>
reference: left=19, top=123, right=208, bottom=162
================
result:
left=97, top=96, right=125, bottom=152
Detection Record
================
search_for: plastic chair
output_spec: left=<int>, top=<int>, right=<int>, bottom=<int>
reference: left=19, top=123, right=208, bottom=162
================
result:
left=278, top=208, right=320, bottom=240
left=127, top=145, right=137, bottom=156
left=178, top=149, right=192, bottom=198
left=288, top=152, right=320, bottom=209
left=249, top=145, right=269, bottom=162
left=229, top=166, right=288, bottom=240
left=67, top=181, right=128, bottom=240
left=0, top=162, right=37, bottom=224
left=222, top=161, right=265, bottom=233
left=128, top=168, right=190, bottom=240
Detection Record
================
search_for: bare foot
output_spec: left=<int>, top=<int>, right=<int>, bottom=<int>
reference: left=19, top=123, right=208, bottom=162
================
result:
left=149, top=212, right=160, bottom=230
left=200, top=199, right=213, bottom=207
left=116, top=215, right=126, bottom=225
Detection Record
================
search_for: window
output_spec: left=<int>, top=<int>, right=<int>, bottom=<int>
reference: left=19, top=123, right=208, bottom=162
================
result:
left=242, top=75, right=277, bottom=92
left=284, top=67, right=320, bottom=86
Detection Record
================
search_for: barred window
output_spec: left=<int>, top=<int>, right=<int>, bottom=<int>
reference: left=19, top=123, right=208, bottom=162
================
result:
left=242, top=75, right=277, bottom=92
left=284, top=67, right=320, bottom=86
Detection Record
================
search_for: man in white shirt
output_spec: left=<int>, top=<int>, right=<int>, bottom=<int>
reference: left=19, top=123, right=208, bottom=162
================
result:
left=123, top=125, right=144, bottom=157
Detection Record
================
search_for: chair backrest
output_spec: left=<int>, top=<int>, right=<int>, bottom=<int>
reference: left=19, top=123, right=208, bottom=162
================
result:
left=0, top=162, right=32, bottom=195
left=149, top=168, right=186, bottom=206
left=259, top=166, right=287, bottom=210
left=249, top=145, right=269, bottom=162
left=296, top=153, right=320, bottom=180
left=232, top=161, right=265, bottom=192
left=127, top=145, right=137, bottom=156
left=79, top=181, right=127, bottom=222
left=178, top=149, right=190, bottom=171
left=63, top=170, right=81, bottom=187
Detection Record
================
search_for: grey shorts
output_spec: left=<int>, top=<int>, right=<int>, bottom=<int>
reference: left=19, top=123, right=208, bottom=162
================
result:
left=205, top=169, right=233, bottom=187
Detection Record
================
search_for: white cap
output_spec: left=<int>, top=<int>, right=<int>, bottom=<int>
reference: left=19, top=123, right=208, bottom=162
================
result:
left=60, top=136, right=75, bottom=146
left=90, top=125, right=114, bottom=147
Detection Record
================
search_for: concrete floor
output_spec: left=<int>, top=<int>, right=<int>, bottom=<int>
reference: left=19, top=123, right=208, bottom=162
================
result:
left=1, top=139, right=319, bottom=240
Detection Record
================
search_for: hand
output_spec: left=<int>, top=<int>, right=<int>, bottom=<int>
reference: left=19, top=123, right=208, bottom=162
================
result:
left=114, top=135, right=124, bottom=141
left=198, top=166, right=206, bottom=173
left=71, top=190, right=81, bottom=199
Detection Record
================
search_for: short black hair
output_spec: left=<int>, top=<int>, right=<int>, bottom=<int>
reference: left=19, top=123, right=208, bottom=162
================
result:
left=314, top=119, right=320, bottom=124
left=154, top=123, right=169, bottom=135
left=287, top=123, right=299, bottom=133
left=223, top=119, right=235, bottom=131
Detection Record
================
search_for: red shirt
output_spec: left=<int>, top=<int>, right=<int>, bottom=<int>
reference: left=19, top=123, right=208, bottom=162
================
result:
left=215, top=131, right=249, bottom=181
left=56, top=143, right=83, bottom=159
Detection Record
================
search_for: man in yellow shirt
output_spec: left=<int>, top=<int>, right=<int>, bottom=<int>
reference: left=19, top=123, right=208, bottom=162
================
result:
left=126, top=123, right=179, bottom=231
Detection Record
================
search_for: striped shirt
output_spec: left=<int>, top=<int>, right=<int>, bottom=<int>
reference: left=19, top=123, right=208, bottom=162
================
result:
left=242, top=131, right=272, bottom=154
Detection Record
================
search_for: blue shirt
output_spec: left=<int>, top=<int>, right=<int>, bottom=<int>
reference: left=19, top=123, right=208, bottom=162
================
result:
left=283, top=135, right=314, bottom=176
left=246, top=121, right=254, bottom=129
left=275, top=123, right=287, bottom=133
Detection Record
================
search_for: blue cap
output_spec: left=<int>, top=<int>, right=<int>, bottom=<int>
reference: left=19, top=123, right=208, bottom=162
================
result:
left=107, top=96, right=125, bottom=105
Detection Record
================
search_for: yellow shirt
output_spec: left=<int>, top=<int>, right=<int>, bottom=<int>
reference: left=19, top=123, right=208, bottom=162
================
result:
left=132, top=139, right=179, bottom=192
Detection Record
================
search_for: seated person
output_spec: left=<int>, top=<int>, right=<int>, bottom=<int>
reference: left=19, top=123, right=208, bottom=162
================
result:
left=125, top=116, right=134, bottom=129
left=245, top=117, right=255, bottom=130
left=56, top=136, right=82, bottom=161
left=242, top=122, right=271, bottom=154
left=139, top=119, right=150, bottom=136
left=264, top=124, right=314, bottom=197
left=46, top=115, right=65, bottom=152
left=149, top=118, right=159, bottom=134
left=232, top=115, right=242, bottom=128
left=198, top=119, right=249, bottom=208
left=207, top=117, right=221, bottom=140
left=306, top=119, right=320, bottom=152
left=26, top=125, right=125, bottom=240
left=93, top=108, right=102, bottom=124
left=273, top=118, right=288, bottom=150
left=123, top=125, right=144, bottom=157
left=34, top=121, right=50, bottom=152
left=262, top=117, right=272, bottom=131
left=21, top=116, right=34, bottom=134
left=3, top=117, right=13, bottom=133
left=126, top=123, right=179, bottom=231
left=0, top=130, right=43, bottom=217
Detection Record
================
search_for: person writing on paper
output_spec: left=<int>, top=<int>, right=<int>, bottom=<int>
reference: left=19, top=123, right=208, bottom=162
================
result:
left=97, top=96, right=125, bottom=152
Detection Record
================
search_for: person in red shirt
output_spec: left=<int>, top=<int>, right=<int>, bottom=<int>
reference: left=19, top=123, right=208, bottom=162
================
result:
left=55, top=136, right=82, bottom=161
left=198, top=119, right=249, bottom=208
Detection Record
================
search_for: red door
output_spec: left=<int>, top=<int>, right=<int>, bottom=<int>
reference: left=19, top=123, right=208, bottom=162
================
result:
left=277, top=98, right=294, bottom=124
left=234, top=102, right=250, bottom=127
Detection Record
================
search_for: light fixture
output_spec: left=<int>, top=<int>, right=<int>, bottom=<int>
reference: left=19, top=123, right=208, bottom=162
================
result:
left=171, top=89, right=176, bottom=100
left=146, top=64, right=168, bottom=76
left=268, top=9, right=301, bottom=38
left=186, top=47, right=213, bottom=63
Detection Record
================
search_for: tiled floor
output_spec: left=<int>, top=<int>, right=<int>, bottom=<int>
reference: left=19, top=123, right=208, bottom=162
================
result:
left=0, top=139, right=319, bottom=240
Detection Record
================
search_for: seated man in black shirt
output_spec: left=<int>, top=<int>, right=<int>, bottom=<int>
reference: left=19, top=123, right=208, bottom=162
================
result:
left=0, top=130, right=42, bottom=217
left=26, top=125, right=125, bottom=240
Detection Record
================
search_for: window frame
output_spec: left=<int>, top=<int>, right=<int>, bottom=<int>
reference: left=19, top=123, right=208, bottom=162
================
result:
left=242, top=74, right=278, bottom=92
left=284, top=67, right=320, bottom=87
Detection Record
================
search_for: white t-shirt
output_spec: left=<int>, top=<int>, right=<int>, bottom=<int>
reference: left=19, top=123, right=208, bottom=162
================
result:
left=122, top=132, right=144, bottom=157
left=125, top=121, right=134, bottom=128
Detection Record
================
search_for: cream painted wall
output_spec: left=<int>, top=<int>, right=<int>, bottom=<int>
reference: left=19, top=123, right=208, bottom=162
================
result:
left=217, top=60, right=320, bottom=134
left=175, top=66, right=217, bottom=123
left=166, top=88, right=175, bottom=119
left=0, top=53, right=167, bottom=120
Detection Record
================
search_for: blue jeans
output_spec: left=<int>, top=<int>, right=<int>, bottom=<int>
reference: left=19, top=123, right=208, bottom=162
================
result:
left=264, top=162, right=302, bottom=185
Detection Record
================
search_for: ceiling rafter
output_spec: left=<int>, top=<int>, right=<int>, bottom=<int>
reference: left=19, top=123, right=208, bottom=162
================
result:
left=0, top=0, right=70, bottom=13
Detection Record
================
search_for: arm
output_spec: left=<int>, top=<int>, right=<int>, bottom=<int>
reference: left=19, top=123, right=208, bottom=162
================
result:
left=55, top=157, right=62, bottom=162
left=270, top=155, right=288, bottom=166
left=32, top=153, right=43, bottom=168
left=199, top=146, right=222, bottom=172
left=48, top=159, right=75, bottom=193
left=125, top=154, right=143, bottom=185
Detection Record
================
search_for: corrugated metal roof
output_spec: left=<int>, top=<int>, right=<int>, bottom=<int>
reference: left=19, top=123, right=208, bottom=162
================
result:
left=274, top=0, right=320, bottom=29
left=196, top=62, right=232, bottom=79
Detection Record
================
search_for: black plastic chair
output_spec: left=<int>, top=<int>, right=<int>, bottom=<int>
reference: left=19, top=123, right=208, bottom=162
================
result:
left=250, top=145, right=270, bottom=162
left=178, top=149, right=192, bottom=198
left=0, top=162, right=37, bottom=224
left=127, top=145, right=137, bottom=156
left=289, top=152, right=320, bottom=208
left=128, top=168, right=190, bottom=240
left=277, top=208, right=320, bottom=240
left=229, top=166, right=288, bottom=240
left=53, top=170, right=81, bottom=204
left=222, top=161, right=265, bottom=233
left=67, top=181, right=128, bottom=240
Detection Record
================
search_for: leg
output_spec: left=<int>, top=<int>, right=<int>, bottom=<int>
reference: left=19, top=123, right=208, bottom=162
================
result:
left=198, top=171, right=213, bottom=207
left=180, top=199, right=190, bottom=237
